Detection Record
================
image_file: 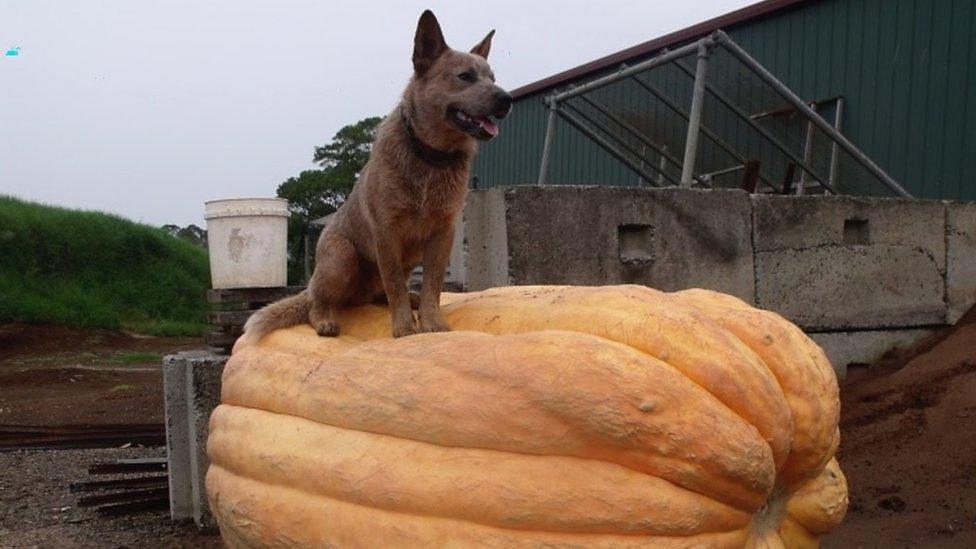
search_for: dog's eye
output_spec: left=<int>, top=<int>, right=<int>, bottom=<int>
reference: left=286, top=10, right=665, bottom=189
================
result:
left=457, top=71, right=476, bottom=82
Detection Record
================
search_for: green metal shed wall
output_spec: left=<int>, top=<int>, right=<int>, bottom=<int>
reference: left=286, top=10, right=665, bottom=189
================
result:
left=472, top=0, right=976, bottom=200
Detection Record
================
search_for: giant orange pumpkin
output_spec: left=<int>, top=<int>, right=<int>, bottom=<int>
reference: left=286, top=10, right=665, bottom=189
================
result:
left=207, top=285, right=847, bottom=548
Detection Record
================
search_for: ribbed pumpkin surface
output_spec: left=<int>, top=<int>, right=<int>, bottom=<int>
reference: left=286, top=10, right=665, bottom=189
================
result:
left=208, top=285, right=847, bottom=548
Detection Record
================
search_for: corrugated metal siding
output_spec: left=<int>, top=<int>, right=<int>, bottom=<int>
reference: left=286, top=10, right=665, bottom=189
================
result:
left=473, top=0, right=976, bottom=200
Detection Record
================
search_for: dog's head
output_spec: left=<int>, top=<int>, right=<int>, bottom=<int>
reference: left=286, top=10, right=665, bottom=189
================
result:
left=408, top=10, right=512, bottom=142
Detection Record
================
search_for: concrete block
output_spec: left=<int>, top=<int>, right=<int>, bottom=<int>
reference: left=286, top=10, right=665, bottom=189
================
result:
left=753, top=195, right=946, bottom=330
left=753, top=195, right=946, bottom=254
left=808, top=328, right=933, bottom=379
left=947, top=202, right=976, bottom=323
left=482, top=186, right=756, bottom=302
left=164, top=351, right=228, bottom=530
left=462, top=188, right=510, bottom=291
left=163, top=356, right=191, bottom=521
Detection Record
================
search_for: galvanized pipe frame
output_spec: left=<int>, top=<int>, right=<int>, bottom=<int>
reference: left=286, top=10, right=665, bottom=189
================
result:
left=680, top=42, right=711, bottom=187
left=538, top=36, right=710, bottom=186
left=537, top=104, right=559, bottom=184
left=798, top=102, right=817, bottom=195
left=561, top=99, right=678, bottom=186
left=558, top=101, right=675, bottom=187
left=671, top=56, right=839, bottom=195
left=538, top=31, right=907, bottom=198
left=577, top=95, right=682, bottom=171
left=549, top=40, right=706, bottom=103
left=575, top=94, right=710, bottom=186
left=713, top=30, right=913, bottom=199
left=554, top=105, right=664, bottom=186
left=627, top=70, right=778, bottom=192
left=828, top=97, right=844, bottom=190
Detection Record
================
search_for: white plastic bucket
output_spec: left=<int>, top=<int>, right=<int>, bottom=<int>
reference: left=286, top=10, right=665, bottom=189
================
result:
left=204, top=198, right=290, bottom=289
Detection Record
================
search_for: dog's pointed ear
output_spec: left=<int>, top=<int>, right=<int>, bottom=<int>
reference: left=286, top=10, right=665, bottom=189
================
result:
left=413, top=10, right=448, bottom=75
left=470, top=30, right=495, bottom=59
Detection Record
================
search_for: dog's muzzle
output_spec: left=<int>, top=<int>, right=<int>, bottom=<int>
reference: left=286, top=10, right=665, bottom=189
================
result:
left=493, top=90, right=513, bottom=119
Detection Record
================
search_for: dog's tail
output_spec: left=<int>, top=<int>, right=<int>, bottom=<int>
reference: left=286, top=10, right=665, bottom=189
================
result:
left=240, top=290, right=312, bottom=344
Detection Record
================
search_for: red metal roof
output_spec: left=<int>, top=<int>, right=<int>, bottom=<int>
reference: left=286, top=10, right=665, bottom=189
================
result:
left=511, top=0, right=812, bottom=99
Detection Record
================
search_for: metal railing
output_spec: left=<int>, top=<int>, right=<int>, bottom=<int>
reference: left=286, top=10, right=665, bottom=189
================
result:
left=535, top=30, right=913, bottom=199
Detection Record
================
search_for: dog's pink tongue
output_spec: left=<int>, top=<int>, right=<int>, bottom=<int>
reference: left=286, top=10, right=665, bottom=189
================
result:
left=477, top=117, right=499, bottom=137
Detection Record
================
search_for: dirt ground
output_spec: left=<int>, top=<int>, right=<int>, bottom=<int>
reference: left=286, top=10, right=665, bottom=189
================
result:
left=1, top=316, right=974, bottom=548
left=0, top=323, right=220, bottom=547
left=0, top=323, right=200, bottom=426
left=825, top=308, right=976, bottom=548
left=0, top=448, right=221, bottom=548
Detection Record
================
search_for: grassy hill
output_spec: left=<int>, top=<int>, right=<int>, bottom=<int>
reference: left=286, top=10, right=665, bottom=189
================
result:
left=0, top=196, right=209, bottom=336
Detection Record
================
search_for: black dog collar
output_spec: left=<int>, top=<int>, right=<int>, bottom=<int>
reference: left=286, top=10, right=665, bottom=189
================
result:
left=400, top=107, right=468, bottom=169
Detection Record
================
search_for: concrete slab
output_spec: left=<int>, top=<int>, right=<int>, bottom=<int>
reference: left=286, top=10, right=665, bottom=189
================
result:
left=162, top=356, right=191, bottom=521
left=493, top=186, right=756, bottom=302
left=187, top=354, right=225, bottom=530
left=753, top=195, right=946, bottom=257
left=947, top=202, right=976, bottom=323
left=462, top=188, right=510, bottom=291
left=163, top=350, right=227, bottom=530
left=756, top=245, right=946, bottom=330
left=809, top=328, right=933, bottom=379
left=753, top=195, right=947, bottom=330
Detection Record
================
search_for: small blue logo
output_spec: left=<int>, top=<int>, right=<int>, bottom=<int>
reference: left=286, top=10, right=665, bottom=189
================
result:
left=5, top=46, right=21, bottom=57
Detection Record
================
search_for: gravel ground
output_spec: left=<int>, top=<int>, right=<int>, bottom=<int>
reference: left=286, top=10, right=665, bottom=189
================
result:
left=0, top=447, right=220, bottom=548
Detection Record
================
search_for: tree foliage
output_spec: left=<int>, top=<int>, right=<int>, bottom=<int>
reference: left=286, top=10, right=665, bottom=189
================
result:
left=278, top=116, right=382, bottom=222
left=276, top=116, right=382, bottom=283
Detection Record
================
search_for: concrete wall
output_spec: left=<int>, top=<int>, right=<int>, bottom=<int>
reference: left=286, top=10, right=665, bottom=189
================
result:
left=460, top=186, right=756, bottom=302
left=451, top=186, right=976, bottom=375
left=164, top=351, right=227, bottom=530
left=752, top=196, right=947, bottom=330
left=948, top=202, right=976, bottom=323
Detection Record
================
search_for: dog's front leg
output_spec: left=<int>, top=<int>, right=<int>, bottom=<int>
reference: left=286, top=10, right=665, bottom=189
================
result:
left=374, top=235, right=418, bottom=338
left=418, top=225, right=454, bottom=333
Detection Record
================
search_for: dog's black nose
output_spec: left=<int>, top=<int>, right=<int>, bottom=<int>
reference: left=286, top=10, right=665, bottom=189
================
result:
left=494, top=90, right=513, bottom=118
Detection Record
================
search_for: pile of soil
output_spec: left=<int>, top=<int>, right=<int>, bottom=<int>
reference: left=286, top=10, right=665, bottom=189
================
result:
left=825, top=308, right=976, bottom=547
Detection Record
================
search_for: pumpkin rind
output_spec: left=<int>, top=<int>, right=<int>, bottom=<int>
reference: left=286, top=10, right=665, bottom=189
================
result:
left=212, top=285, right=846, bottom=548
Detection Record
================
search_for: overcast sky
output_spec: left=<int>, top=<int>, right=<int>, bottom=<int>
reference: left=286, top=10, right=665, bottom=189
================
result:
left=1, top=0, right=754, bottom=226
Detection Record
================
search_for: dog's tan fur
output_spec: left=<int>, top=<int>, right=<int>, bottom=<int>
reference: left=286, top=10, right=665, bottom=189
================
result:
left=243, top=10, right=511, bottom=340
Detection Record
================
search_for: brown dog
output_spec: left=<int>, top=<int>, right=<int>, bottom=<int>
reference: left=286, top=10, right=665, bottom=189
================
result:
left=243, top=10, right=511, bottom=341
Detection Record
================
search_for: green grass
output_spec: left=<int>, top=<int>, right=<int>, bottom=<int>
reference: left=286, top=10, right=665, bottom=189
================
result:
left=0, top=195, right=210, bottom=336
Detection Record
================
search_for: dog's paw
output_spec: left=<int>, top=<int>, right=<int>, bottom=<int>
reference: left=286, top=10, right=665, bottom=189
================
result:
left=315, top=320, right=341, bottom=337
left=418, top=314, right=451, bottom=333
left=392, top=322, right=419, bottom=338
